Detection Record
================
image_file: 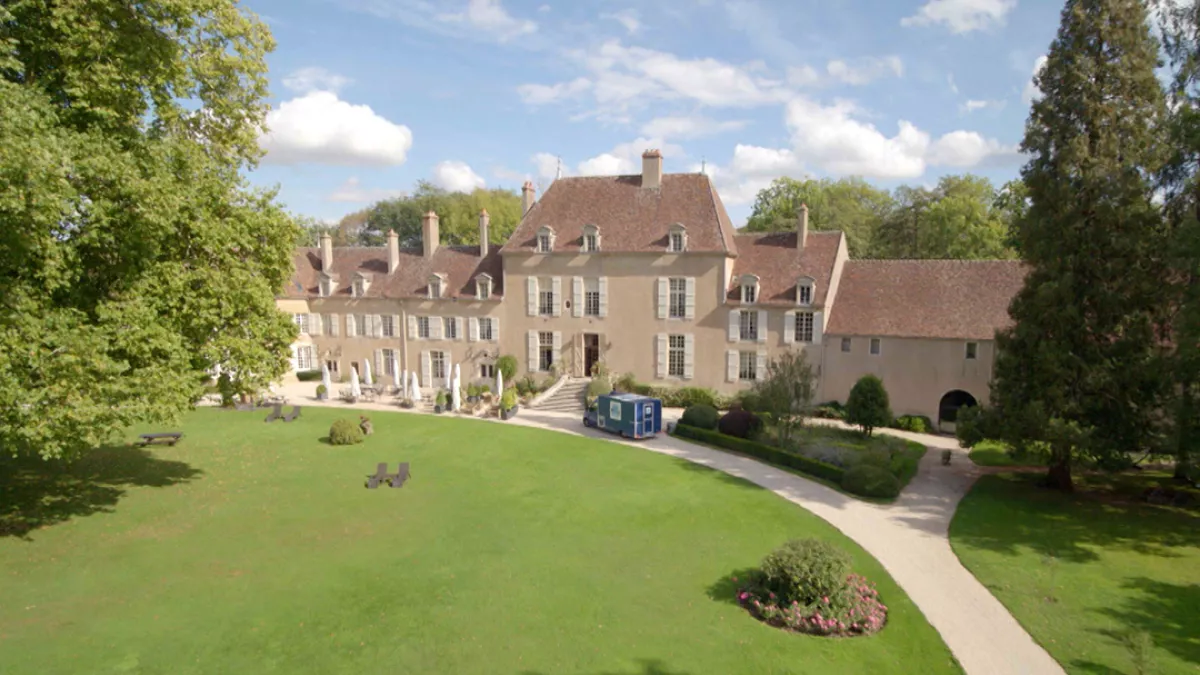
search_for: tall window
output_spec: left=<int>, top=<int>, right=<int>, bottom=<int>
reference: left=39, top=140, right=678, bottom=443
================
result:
left=417, top=316, right=431, bottom=339
left=382, top=349, right=397, bottom=375
left=966, top=342, right=978, bottom=360
left=479, top=317, right=496, bottom=341
left=429, top=277, right=442, bottom=299
left=444, top=317, right=458, bottom=340
left=325, top=359, right=340, bottom=375
left=322, top=314, right=335, bottom=335
left=480, top=363, right=496, bottom=379
left=870, top=338, right=882, bottom=356
left=794, top=311, right=814, bottom=343
left=296, top=346, right=314, bottom=370
left=539, top=331, right=554, bottom=371
left=477, top=277, right=491, bottom=300
left=739, top=351, right=757, bottom=381
left=668, top=335, right=685, bottom=377
left=431, top=351, right=446, bottom=380
left=669, top=278, right=687, bottom=318
left=381, top=315, right=396, bottom=338
left=539, top=280, right=555, bottom=316
left=668, top=230, right=685, bottom=252
left=741, top=282, right=757, bottom=304
left=584, top=279, right=601, bottom=317
left=798, top=280, right=814, bottom=305
left=293, top=314, right=309, bottom=334
left=355, top=314, right=367, bottom=336
left=537, top=228, right=555, bottom=252
left=739, top=310, right=758, bottom=341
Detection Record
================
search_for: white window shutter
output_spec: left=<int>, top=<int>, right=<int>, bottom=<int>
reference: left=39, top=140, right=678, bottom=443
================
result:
left=657, top=277, right=668, bottom=319
left=527, top=330, right=538, bottom=372
left=756, top=350, right=767, bottom=381
left=572, top=277, right=584, bottom=318
left=784, top=311, right=796, bottom=344
left=454, top=317, right=463, bottom=341
left=407, top=315, right=417, bottom=339
left=551, top=277, right=562, bottom=317
left=526, top=277, right=538, bottom=317
left=330, top=314, right=339, bottom=337
left=684, top=335, right=695, bottom=380
left=431, top=316, right=443, bottom=340
left=421, top=351, right=432, bottom=388
left=656, top=334, right=668, bottom=379
left=598, top=277, right=608, bottom=317
left=468, top=317, right=479, bottom=342
left=813, top=311, right=824, bottom=345
left=726, top=350, right=738, bottom=382
left=728, top=310, right=739, bottom=342
left=308, top=313, right=320, bottom=336
left=552, top=331, right=562, bottom=364
left=757, top=310, right=768, bottom=343
left=371, top=315, right=381, bottom=337
left=374, top=349, right=383, bottom=377
left=492, top=318, right=500, bottom=342
left=346, top=315, right=357, bottom=337
left=685, top=278, right=696, bottom=320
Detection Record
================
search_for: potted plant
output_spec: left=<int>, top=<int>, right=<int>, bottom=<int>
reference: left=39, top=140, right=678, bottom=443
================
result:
left=500, top=388, right=518, bottom=420
left=434, top=390, right=447, bottom=414
left=315, top=383, right=328, bottom=401
left=466, top=384, right=480, bottom=403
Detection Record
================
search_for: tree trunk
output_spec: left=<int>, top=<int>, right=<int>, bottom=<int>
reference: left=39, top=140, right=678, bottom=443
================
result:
left=1045, top=458, right=1074, bottom=492
left=1176, top=385, right=1194, bottom=482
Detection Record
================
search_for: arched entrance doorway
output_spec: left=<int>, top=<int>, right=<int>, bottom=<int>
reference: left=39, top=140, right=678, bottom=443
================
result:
left=938, top=390, right=978, bottom=432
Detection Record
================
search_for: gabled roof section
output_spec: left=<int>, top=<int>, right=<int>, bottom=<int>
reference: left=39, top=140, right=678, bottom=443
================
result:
left=727, top=231, right=843, bottom=306
left=284, top=245, right=504, bottom=300
left=500, top=173, right=737, bottom=254
left=826, top=260, right=1028, bottom=340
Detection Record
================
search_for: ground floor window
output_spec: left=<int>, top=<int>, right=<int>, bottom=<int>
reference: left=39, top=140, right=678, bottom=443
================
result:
left=738, top=351, right=757, bottom=381
left=794, top=311, right=814, bottom=343
left=382, top=349, right=397, bottom=375
left=325, top=359, right=340, bottom=375
left=539, top=331, right=554, bottom=371
left=294, top=313, right=309, bottom=334
left=296, top=346, right=314, bottom=370
left=668, top=335, right=685, bottom=377
left=431, top=351, right=446, bottom=381
left=480, top=363, right=496, bottom=379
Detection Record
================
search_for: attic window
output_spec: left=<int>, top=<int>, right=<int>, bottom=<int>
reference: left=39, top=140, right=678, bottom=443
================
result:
left=537, top=226, right=556, bottom=253
left=668, top=224, right=687, bottom=253
left=582, top=225, right=600, bottom=252
left=319, top=277, right=333, bottom=297
left=476, top=274, right=493, bottom=300
left=352, top=277, right=367, bottom=298
left=428, top=274, right=444, bottom=299
left=740, top=274, right=760, bottom=304
left=797, top=278, right=815, bottom=306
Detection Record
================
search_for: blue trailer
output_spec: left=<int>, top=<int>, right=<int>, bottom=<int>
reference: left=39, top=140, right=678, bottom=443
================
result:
left=583, top=393, right=663, bottom=439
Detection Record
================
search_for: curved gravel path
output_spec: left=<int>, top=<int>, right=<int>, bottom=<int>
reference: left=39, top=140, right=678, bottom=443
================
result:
left=268, top=383, right=1065, bottom=675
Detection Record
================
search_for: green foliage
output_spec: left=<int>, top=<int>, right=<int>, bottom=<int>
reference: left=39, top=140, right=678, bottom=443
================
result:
left=615, top=372, right=640, bottom=393
left=481, top=384, right=492, bottom=394
left=500, top=388, right=517, bottom=412
left=812, top=403, right=845, bottom=420
left=1122, top=629, right=1156, bottom=675
left=296, top=370, right=323, bottom=382
left=586, top=376, right=611, bottom=407
left=435, top=390, right=448, bottom=407
left=360, top=182, right=522, bottom=248
left=672, top=424, right=845, bottom=484
left=745, top=177, right=895, bottom=257
left=466, top=384, right=480, bottom=398
left=845, top=376, right=892, bottom=436
left=329, top=419, right=364, bottom=446
left=748, top=350, right=816, bottom=444
left=680, top=404, right=720, bottom=430
left=758, top=539, right=853, bottom=606
left=955, top=405, right=994, bottom=448
left=315, top=384, right=327, bottom=398
left=890, top=415, right=930, bottom=434
left=841, top=465, right=902, bottom=500
left=0, top=1, right=297, bottom=459
left=495, top=355, right=518, bottom=382
left=718, top=409, right=763, bottom=439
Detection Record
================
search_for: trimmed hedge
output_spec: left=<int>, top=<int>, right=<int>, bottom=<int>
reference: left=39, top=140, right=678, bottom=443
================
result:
left=296, top=369, right=323, bottom=382
left=680, top=404, right=719, bottom=430
left=673, top=424, right=845, bottom=483
left=842, top=465, right=901, bottom=499
left=889, top=414, right=933, bottom=434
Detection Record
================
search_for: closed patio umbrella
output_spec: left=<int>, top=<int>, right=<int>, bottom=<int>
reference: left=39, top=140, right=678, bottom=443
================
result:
left=350, top=366, right=362, bottom=399
left=321, top=362, right=332, bottom=393
left=362, top=360, right=373, bottom=387
left=451, top=363, right=461, bottom=412
left=410, top=370, right=420, bottom=401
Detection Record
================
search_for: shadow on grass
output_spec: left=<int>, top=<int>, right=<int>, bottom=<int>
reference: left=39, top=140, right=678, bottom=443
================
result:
left=1092, top=576, right=1200, bottom=668
left=706, top=567, right=760, bottom=606
left=0, top=445, right=202, bottom=540
left=521, top=659, right=692, bottom=675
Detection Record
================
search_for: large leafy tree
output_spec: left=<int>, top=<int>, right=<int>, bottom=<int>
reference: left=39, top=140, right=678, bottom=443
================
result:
left=0, top=1, right=298, bottom=459
left=744, top=177, right=894, bottom=257
left=872, top=176, right=1016, bottom=260
left=361, top=182, right=523, bottom=248
left=990, top=0, right=1170, bottom=490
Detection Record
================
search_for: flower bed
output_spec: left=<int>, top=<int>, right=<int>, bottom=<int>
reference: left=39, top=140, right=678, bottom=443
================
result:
left=736, top=572, right=888, bottom=637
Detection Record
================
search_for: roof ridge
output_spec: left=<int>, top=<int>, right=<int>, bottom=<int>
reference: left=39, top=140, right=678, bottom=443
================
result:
left=850, top=258, right=1023, bottom=264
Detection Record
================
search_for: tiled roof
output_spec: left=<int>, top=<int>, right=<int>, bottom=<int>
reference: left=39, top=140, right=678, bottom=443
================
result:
left=826, top=260, right=1028, bottom=340
left=499, top=173, right=737, bottom=254
left=727, top=231, right=843, bottom=306
left=283, top=245, right=503, bottom=300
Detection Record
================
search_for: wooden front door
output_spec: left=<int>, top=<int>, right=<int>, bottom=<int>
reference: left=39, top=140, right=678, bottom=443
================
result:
left=583, top=333, right=600, bottom=377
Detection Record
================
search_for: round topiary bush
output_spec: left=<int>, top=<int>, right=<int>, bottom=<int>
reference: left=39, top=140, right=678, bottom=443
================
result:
left=841, top=464, right=901, bottom=499
left=718, top=408, right=763, bottom=439
left=759, top=538, right=852, bottom=605
left=680, top=404, right=719, bottom=430
left=329, top=418, right=364, bottom=445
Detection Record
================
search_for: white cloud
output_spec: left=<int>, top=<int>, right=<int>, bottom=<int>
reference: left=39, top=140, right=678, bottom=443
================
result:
left=1023, top=55, right=1047, bottom=104
left=438, top=0, right=536, bottom=42
left=961, top=98, right=1004, bottom=113
left=326, top=177, right=403, bottom=203
left=576, top=138, right=684, bottom=176
left=517, top=77, right=592, bottom=105
left=695, top=144, right=805, bottom=206
left=601, top=9, right=641, bottom=34
left=901, top=0, right=1017, bottom=34
left=282, top=67, right=350, bottom=94
left=431, top=160, right=486, bottom=192
left=640, top=115, right=747, bottom=139
left=826, top=56, right=904, bottom=85
left=927, top=131, right=1018, bottom=166
left=787, top=65, right=821, bottom=87
left=259, top=91, right=413, bottom=166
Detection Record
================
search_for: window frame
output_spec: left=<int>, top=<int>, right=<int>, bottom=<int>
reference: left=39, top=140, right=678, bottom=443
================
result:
left=869, top=337, right=882, bottom=356
left=738, top=310, right=758, bottom=342
left=322, top=313, right=335, bottom=335
left=428, top=275, right=443, bottom=299
left=352, top=278, right=366, bottom=298
left=794, top=311, right=815, bottom=343
left=479, top=317, right=495, bottom=341
left=354, top=314, right=367, bottom=336
left=296, top=346, right=314, bottom=370
left=840, top=337, right=852, bottom=353
left=966, top=342, right=978, bottom=360
left=668, top=277, right=687, bottom=319
left=584, top=278, right=601, bottom=317
left=431, top=351, right=446, bottom=380
left=381, top=315, right=396, bottom=338
left=480, top=363, right=496, bottom=379
left=668, top=334, right=685, bottom=378
left=319, top=278, right=332, bottom=297
left=382, top=349, right=397, bottom=376
left=538, top=280, right=555, bottom=316
left=797, top=278, right=814, bottom=306
left=444, top=317, right=458, bottom=340
left=417, top=316, right=431, bottom=340
left=476, top=274, right=492, bottom=300
left=537, top=226, right=556, bottom=253
left=538, top=331, right=554, bottom=371
left=738, top=351, right=757, bottom=382
left=582, top=225, right=600, bottom=252
left=294, top=313, right=310, bottom=334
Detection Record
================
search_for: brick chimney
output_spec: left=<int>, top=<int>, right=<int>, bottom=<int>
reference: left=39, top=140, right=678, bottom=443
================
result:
left=521, top=181, right=536, bottom=215
left=478, top=209, right=490, bottom=257
left=320, top=233, right=333, bottom=271
left=387, top=229, right=400, bottom=273
left=797, top=202, right=809, bottom=252
left=422, top=211, right=439, bottom=259
left=642, top=149, right=662, bottom=190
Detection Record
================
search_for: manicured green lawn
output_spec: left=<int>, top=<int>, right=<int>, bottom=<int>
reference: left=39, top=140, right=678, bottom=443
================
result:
left=967, top=440, right=1025, bottom=467
left=950, top=472, right=1200, bottom=675
left=0, top=408, right=959, bottom=675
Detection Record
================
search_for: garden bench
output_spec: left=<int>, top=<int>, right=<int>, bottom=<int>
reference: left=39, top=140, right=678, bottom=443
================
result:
left=138, top=432, right=182, bottom=447
left=366, top=463, right=390, bottom=489
left=264, top=403, right=283, bottom=423
left=389, top=462, right=411, bottom=488
left=282, top=405, right=301, bottom=422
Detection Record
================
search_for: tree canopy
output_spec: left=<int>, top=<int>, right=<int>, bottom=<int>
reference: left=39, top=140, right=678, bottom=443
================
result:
left=355, top=182, right=523, bottom=248
left=0, top=1, right=298, bottom=459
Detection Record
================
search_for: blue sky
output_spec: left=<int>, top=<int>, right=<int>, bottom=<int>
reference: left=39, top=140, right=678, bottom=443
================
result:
left=247, top=0, right=1062, bottom=226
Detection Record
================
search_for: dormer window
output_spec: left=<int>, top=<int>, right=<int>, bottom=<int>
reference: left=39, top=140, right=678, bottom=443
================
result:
left=797, top=277, right=815, bottom=306
left=582, top=225, right=600, bottom=252
left=475, top=273, right=493, bottom=300
left=537, top=226, right=556, bottom=253
left=740, top=275, right=760, bottom=304
left=319, top=276, right=334, bottom=298
left=352, top=277, right=368, bottom=298
left=428, top=274, right=445, bottom=299
left=668, top=224, right=687, bottom=253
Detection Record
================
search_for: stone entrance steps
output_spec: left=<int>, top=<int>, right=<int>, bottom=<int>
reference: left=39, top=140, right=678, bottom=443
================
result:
left=534, top=378, right=589, bottom=413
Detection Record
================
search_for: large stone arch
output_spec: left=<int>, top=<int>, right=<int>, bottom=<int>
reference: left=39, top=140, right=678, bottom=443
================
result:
left=938, top=390, right=978, bottom=432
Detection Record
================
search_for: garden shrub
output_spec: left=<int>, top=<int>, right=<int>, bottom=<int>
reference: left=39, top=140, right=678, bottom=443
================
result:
left=718, top=408, right=763, bottom=439
left=673, top=387, right=719, bottom=408
left=759, top=539, right=852, bottom=604
left=845, top=375, right=892, bottom=436
left=435, top=390, right=448, bottom=407
left=615, top=372, right=640, bottom=393
left=812, top=405, right=844, bottom=420
left=315, top=384, right=327, bottom=398
left=500, top=388, right=517, bottom=411
left=481, top=384, right=492, bottom=394
left=295, top=369, right=323, bottom=382
left=955, top=405, right=986, bottom=448
left=891, top=414, right=931, bottom=433
left=586, top=376, right=611, bottom=407
left=329, top=419, right=364, bottom=446
left=672, top=424, right=845, bottom=483
left=680, top=404, right=719, bottom=430
left=841, top=464, right=901, bottom=499
left=496, top=355, right=518, bottom=382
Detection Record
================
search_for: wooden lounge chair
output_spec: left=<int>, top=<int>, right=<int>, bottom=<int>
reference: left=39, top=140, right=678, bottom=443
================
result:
left=365, top=462, right=390, bottom=489
left=264, top=403, right=283, bottom=423
left=138, top=432, right=182, bottom=447
left=389, top=462, right=411, bottom=488
left=282, top=405, right=302, bottom=422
